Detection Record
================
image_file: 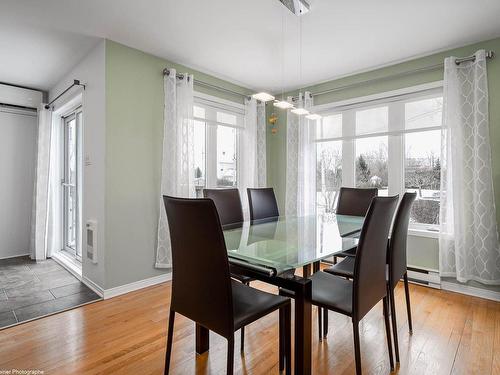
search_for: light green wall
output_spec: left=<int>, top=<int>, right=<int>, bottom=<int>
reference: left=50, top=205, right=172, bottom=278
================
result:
left=105, top=40, right=252, bottom=288
left=268, top=37, right=500, bottom=224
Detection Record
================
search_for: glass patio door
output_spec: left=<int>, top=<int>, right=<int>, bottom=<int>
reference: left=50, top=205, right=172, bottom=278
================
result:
left=62, top=109, right=82, bottom=260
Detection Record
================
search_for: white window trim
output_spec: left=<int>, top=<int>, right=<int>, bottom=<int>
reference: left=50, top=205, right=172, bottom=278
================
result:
left=314, top=81, right=444, bottom=237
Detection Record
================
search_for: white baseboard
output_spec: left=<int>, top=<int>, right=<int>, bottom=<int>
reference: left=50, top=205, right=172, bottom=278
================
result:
left=102, top=272, right=172, bottom=300
left=441, top=281, right=500, bottom=302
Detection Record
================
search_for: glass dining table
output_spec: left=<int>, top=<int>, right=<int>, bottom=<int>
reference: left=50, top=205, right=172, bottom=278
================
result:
left=194, top=213, right=364, bottom=375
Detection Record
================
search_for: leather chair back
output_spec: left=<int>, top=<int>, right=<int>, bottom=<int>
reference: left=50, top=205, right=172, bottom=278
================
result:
left=247, top=188, right=279, bottom=222
left=388, top=192, right=416, bottom=289
left=203, top=188, right=244, bottom=229
left=353, top=196, right=398, bottom=320
left=336, top=187, right=378, bottom=217
left=163, top=196, right=234, bottom=339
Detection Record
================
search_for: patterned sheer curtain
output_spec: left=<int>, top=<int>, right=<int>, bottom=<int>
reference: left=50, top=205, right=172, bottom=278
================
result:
left=285, top=91, right=316, bottom=216
left=241, top=97, right=267, bottom=193
left=439, top=50, right=500, bottom=284
left=155, top=69, right=195, bottom=268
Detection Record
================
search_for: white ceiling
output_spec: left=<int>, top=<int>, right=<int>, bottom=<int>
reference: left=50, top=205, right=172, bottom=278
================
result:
left=1, top=0, right=500, bottom=92
left=0, top=19, right=99, bottom=91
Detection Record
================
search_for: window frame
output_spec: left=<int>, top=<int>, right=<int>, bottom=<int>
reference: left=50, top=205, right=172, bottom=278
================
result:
left=312, top=81, right=444, bottom=233
left=193, top=92, right=245, bottom=192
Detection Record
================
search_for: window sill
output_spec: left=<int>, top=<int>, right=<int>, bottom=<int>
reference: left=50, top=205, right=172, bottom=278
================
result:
left=408, top=228, right=439, bottom=239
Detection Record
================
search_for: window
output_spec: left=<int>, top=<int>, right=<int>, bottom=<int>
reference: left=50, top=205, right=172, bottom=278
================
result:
left=355, top=136, right=388, bottom=196
left=193, top=120, right=206, bottom=194
left=217, top=126, right=237, bottom=187
left=404, top=96, right=443, bottom=226
left=313, top=85, right=443, bottom=230
left=192, top=93, right=244, bottom=197
left=316, top=141, right=342, bottom=213
left=62, top=107, right=82, bottom=260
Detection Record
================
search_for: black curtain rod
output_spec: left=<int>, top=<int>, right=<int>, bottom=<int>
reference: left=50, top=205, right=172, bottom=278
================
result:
left=45, top=79, right=85, bottom=110
left=296, top=50, right=495, bottom=100
left=163, top=68, right=251, bottom=99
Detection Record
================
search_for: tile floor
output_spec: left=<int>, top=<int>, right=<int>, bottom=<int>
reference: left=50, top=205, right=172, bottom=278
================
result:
left=0, top=256, right=101, bottom=329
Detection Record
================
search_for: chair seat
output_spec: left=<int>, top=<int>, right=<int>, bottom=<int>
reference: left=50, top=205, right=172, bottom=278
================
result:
left=324, top=256, right=355, bottom=278
left=336, top=246, right=357, bottom=258
left=232, top=280, right=290, bottom=330
left=230, top=273, right=254, bottom=284
left=309, top=272, right=353, bottom=316
left=230, top=264, right=255, bottom=284
left=279, top=272, right=353, bottom=316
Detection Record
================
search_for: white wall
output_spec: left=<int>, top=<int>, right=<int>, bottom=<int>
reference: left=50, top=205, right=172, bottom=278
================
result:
left=0, top=107, right=37, bottom=259
left=49, top=39, right=106, bottom=289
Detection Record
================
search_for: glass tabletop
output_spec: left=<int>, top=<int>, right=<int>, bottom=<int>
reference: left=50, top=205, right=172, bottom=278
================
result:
left=223, top=214, right=364, bottom=275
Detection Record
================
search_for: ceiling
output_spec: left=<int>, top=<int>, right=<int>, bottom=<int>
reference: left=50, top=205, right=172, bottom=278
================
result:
left=1, top=0, right=500, bottom=92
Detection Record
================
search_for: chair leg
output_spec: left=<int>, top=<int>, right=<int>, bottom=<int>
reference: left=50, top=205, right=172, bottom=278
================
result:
left=284, top=304, right=292, bottom=375
left=323, top=308, right=328, bottom=338
left=240, top=327, right=245, bottom=353
left=318, top=307, right=323, bottom=341
left=164, top=310, right=175, bottom=375
left=352, top=320, right=362, bottom=375
left=239, top=280, right=250, bottom=353
left=383, top=296, right=395, bottom=371
left=227, top=336, right=234, bottom=375
left=279, top=308, right=284, bottom=372
left=404, top=272, right=413, bottom=334
left=388, top=286, right=400, bottom=363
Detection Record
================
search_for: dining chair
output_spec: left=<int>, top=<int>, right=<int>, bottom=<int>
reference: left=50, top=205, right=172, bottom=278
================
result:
left=203, top=188, right=254, bottom=284
left=203, top=188, right=244, bottom=229
left=336, top=187, right=379, bottom=217
left=280, top=195, right=399, bottom=375
left=334, top=187, right=378, bottom=259
left=203, top=188, right=256, bottom=351
left=247, top=188, right=279, bottom=222
left=163, top=196, right=291, bottom=375
left=324, top=192, right=416, bottom=363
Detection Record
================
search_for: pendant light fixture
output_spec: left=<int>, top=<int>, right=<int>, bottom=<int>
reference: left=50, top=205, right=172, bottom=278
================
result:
left=252, top=92, right=275, bottom=102
left=305, top=113, right=321, bottom=120
left=252, top=1, right=321, bottom=120
left=274, top=100, right=294, bottom=109
left=290, top=8, right=309, bottom=116
left=273, top=6, right=293, bottom=110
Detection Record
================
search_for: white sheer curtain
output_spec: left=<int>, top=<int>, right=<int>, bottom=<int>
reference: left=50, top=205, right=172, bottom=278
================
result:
left=285, top=92, right=316, bottom=216
left=30, top=106, right=53, bottom=260
left=439, top=49, right=500, bottom=284
left=256, top=100, right=267, bottom=187
left=155, top=69, right=195, bottom=268
left=240, top=98, right=267, bottom=216
left=46, top=110, right=63, bottom=258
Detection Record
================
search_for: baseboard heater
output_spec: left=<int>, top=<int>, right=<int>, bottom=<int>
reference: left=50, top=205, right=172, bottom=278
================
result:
left=407, top=266, right=441, bottom=289
left=320, top=260, right=441, bottom=289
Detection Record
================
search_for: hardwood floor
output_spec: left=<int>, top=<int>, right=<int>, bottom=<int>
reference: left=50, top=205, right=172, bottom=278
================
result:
left=0, top=279, right=499, bottom=374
